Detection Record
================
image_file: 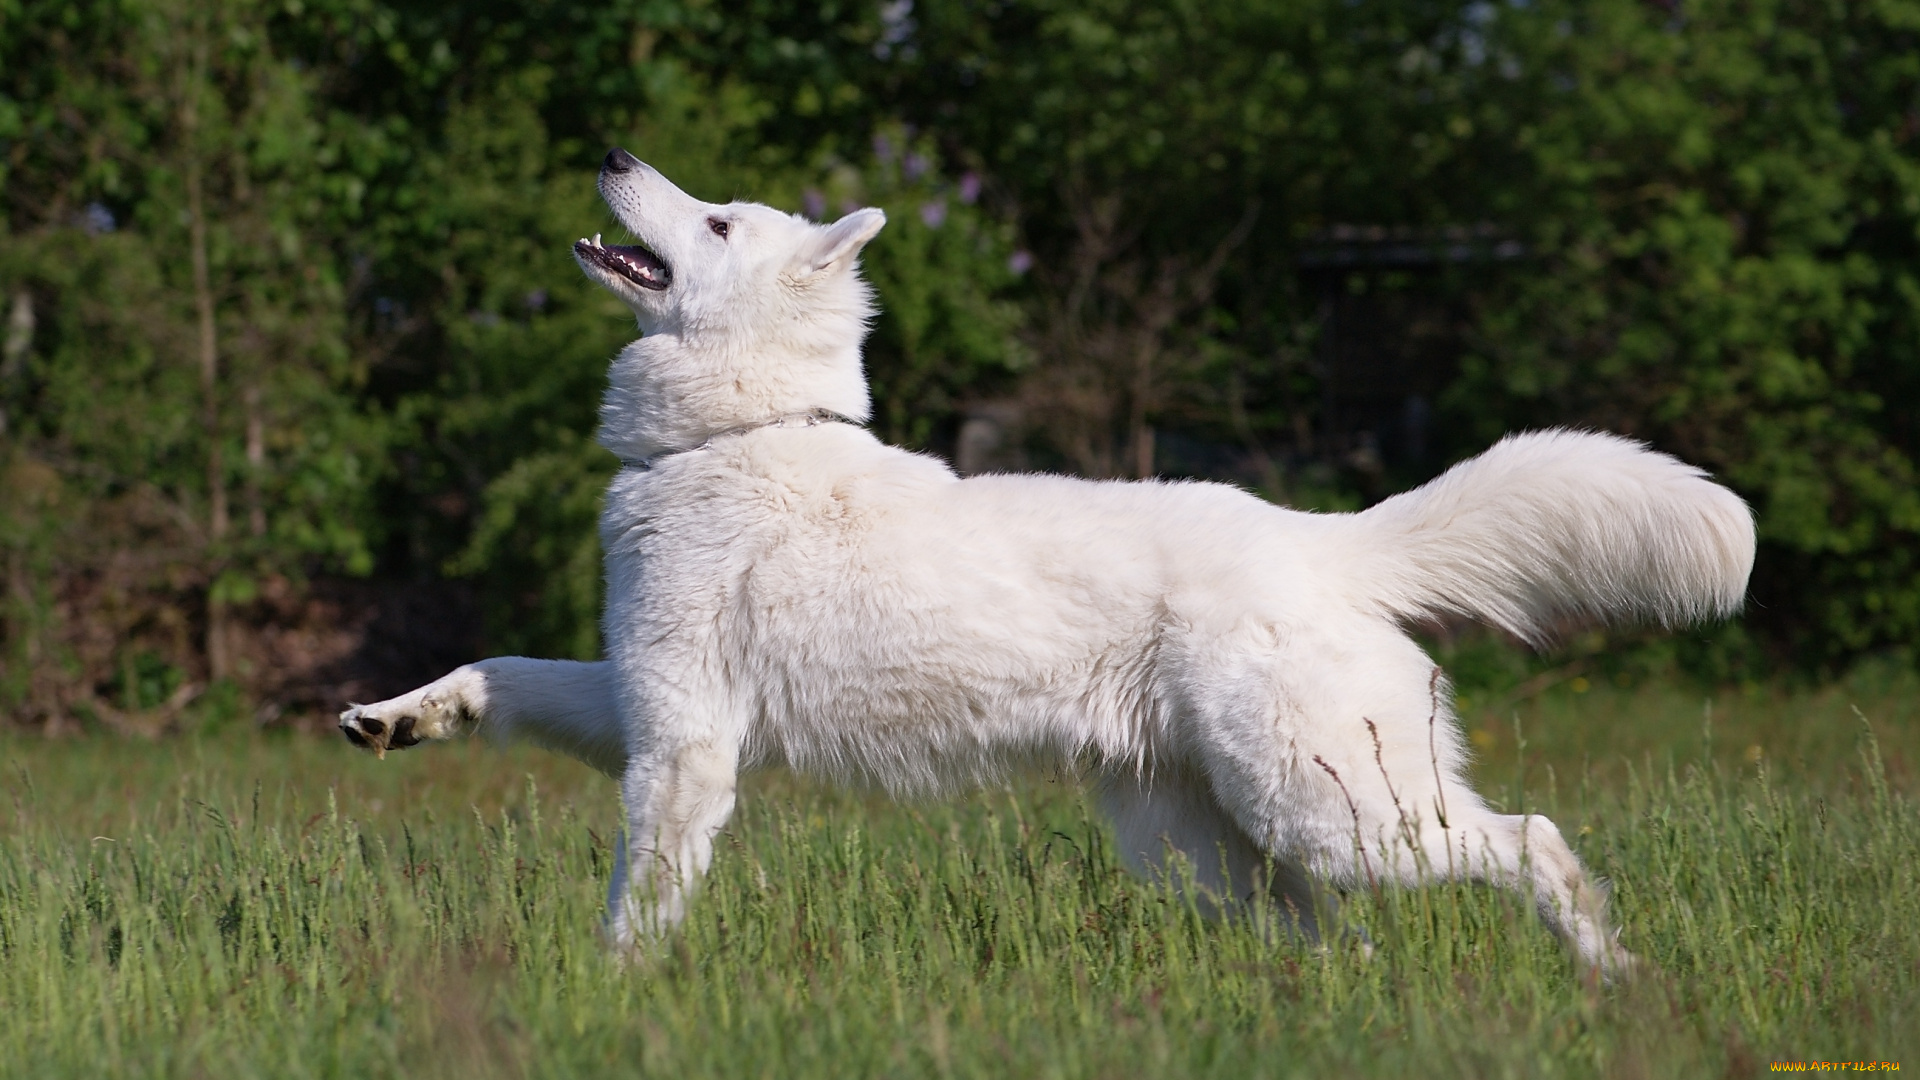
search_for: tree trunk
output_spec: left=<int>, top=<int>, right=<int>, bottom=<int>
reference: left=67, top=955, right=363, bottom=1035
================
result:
left=244, top=382, right=265, bottom=538
left=1127, top=336, right=1157, bottom=479
left=1128, top=415, right=1155, bottom=479
left=1, top=289, right=33, bottom=437
left=182, top=29, right=229, bottom=681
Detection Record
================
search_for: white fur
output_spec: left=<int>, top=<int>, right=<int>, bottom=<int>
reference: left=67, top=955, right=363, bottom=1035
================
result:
left=341, top=155, right=1757, bottom=977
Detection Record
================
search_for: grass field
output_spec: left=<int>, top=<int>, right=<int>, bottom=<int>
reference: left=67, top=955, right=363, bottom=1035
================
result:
left=2, top=675, right=1917, bottom=1078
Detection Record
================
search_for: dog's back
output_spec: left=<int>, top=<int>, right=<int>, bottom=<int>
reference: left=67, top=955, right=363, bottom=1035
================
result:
left=606, top=425, right=1752, bottom=807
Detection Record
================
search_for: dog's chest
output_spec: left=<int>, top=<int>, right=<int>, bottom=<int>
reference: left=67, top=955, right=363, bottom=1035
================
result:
left=598, top=454, right=913, bottom=643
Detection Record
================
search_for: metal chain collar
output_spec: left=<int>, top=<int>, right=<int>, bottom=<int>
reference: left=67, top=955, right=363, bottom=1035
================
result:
left=627, top=408, right=864, bottom=470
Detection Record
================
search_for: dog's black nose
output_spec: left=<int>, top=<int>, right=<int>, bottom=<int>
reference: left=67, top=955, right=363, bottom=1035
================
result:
left=604, top=148, right=642, bottom=174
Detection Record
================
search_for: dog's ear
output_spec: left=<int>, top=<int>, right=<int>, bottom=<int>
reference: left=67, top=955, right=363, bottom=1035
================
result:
left=796, top=208, right=886, bottom=277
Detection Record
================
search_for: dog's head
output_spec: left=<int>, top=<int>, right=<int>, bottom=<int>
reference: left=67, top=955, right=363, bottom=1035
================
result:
left=576, top=149, right=886, bottom=342
left=577, top=150, right=887, bottom=457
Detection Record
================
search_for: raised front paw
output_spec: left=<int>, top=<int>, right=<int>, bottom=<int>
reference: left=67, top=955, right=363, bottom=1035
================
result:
left=338, top=676, right=475, bottom=758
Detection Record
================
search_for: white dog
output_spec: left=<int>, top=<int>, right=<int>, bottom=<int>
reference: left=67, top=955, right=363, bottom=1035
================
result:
left=340, top=149, right=1755, bottom=976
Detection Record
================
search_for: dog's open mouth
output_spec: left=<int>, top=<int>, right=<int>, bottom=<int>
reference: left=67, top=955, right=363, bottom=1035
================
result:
left=575, top=233, right=670, bottom=291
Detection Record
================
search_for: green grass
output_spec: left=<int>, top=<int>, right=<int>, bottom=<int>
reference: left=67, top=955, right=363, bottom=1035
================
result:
left=2, top=678, right=1918, bottom=1078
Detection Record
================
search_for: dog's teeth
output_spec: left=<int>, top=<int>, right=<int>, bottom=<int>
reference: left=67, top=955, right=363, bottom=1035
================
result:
left=593, top=233, right=603, bottom=247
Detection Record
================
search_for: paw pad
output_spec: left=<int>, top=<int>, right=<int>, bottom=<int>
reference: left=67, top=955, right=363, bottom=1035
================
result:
left=338, top=706, right=415, bottom=760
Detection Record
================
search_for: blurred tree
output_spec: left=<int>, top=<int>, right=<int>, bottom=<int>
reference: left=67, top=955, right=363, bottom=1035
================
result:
left=1450, top=0, right=1920, bottom=669
left=5, top=0, right=1920, bottom=730
left=870, top=0, right=1531, bottom=481
left=0, top=0, right=378, bottom=726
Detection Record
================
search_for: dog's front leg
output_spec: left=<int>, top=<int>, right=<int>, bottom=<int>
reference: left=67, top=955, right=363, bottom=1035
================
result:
left=609, top=738, right=740, bottom=950
left=338, top=658, right=627, bottom=775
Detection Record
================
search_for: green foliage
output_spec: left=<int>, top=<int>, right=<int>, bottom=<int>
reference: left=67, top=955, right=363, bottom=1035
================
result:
left=1, top=0, right=386, bottom=719
left=1, top=683, right=1917, bottom=1076
left=1446, top=0, right=1920, bottom=668
left=6, top=0, right=1920, bottom=713
left=826, top=128, right=1027, bottom=448
left=6, top=0, right=379, bottom=571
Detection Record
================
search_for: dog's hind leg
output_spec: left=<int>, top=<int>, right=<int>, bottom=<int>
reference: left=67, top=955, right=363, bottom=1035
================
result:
left=1100, top=769, right=1329, bottom=940
left=609, top=738, right=739, bottom=951
left=1416, top=805, right=1634, bottom=979
left=1203, top=721, right=1633, bottom=978
left=339, top=658, right=627, bottom=775
left=1179, top=628, right=1632, bottom=978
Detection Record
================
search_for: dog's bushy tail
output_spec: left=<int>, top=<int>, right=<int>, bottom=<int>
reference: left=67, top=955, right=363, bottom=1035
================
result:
left=1330, top=430, right=1755, bottom=646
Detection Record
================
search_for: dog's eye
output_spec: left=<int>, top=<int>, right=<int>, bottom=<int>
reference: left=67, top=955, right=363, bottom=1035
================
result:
left=708, top=218, right=730, bottom=238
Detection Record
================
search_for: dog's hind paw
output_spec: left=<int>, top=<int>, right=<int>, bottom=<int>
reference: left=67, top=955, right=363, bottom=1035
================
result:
left=1588, top=940, right=1644, bottom=986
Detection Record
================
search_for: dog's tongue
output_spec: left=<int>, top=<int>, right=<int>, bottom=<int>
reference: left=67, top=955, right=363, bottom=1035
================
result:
left=607, top=243, right=668, bottom=287
left=575, top=235, right=671, bottom=290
